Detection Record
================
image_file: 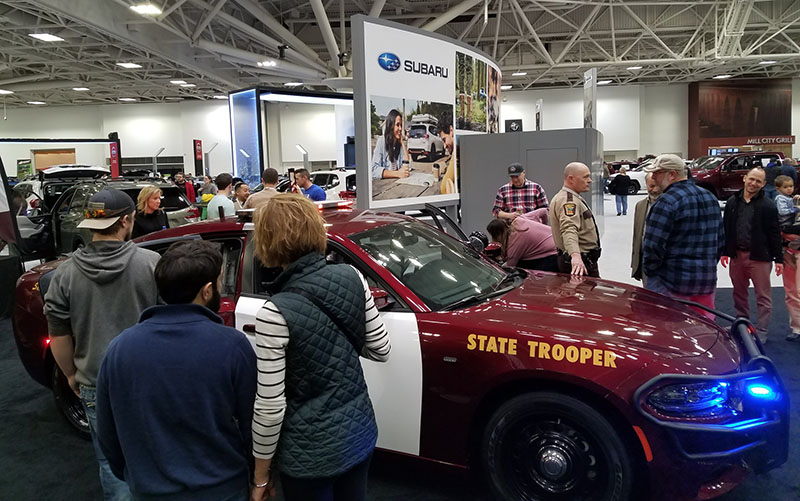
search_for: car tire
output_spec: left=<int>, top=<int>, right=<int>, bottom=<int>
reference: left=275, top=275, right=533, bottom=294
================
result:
left=429, top=144, right=437, bottom=160
left=482, top=392, right=635, bottom=501
left=52, top=363, right=90, bottom=440
left=628, top=181, right=639, bottom=195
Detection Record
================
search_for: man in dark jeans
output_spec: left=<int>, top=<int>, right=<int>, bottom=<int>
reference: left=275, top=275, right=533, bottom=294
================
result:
left=721, top=167, right=784, bottom=343
left=96, top=240, right=257, bottom=500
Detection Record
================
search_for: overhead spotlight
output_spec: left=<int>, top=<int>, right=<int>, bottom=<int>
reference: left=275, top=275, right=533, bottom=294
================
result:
left=29, top=33, right=64, bottom=42
left=72, top=87, right=90, bottom=91
left=212, top=95, right=229, bottom=99
left=0, top=89, right=14, bottom=95
left=713, top=74, right=732, bottom=79
left=758, top=60, right=777, bottom=65
left=118, top=97, right=138, bottom=102
left=284, top=82, right=304, bottom=87
left=597, top=80, right=612, bottom=85
left=27, top=101, right=46, bottom=105
left=500, top=84, right=512, bottom=90
left=130, top=3, right=162, bottom=15
left=627, top=66, right=642, bottom=70
left=257, top=60, right=277, bottom=68
left=180, top=83, right=196, bottom=88
left=116, top=62, right=142, bottom=69
left=511, top=71, right=527, bottom=76
left=170, top=80, right=187, bottom=85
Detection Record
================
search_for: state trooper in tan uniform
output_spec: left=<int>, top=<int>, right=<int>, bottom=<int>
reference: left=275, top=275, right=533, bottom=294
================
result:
left=549, top=162, right=601, bottom=277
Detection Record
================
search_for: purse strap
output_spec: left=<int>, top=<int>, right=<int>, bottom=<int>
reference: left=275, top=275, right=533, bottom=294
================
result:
left=282, top=287, right=363, bottom=354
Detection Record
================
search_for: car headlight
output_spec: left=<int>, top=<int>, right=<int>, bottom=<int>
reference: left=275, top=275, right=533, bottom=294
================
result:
left=646, top=381, right=735, bottom=420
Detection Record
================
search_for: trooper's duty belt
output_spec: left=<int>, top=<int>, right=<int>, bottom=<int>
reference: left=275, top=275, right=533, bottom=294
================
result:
left=557, top=248, right=602, bottom=262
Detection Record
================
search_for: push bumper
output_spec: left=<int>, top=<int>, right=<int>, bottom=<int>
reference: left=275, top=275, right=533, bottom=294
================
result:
left=634, top=312, right=789, bottom=476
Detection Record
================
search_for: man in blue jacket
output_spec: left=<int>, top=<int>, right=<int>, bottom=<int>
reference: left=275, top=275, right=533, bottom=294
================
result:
left=96, top=240, right=257, bottom=501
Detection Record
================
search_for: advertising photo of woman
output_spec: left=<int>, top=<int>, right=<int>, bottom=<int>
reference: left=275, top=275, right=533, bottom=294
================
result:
left=370, top=109, right=410, bottom=179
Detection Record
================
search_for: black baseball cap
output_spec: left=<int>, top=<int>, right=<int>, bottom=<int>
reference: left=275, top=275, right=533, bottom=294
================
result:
left=77, top=188, right=136, bottom=230
left=508, top=163, right=524, bottom=176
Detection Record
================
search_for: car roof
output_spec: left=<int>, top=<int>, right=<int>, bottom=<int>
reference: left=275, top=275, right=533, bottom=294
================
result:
left=136, top=206, right=410, bottom=243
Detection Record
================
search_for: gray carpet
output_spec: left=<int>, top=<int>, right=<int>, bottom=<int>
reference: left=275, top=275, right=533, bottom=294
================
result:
left=0, top=288, right=797, bottom=500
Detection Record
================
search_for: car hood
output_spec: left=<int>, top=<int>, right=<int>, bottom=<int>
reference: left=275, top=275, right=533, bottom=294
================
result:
left=458, top=273, right=726, bottom=360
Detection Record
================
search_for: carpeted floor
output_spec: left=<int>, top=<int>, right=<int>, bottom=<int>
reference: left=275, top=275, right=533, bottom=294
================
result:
left=1, top=288, right=797, bottom=500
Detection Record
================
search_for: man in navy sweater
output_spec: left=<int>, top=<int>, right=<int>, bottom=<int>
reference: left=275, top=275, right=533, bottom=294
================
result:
left=96, top=240, right=257, bottom=500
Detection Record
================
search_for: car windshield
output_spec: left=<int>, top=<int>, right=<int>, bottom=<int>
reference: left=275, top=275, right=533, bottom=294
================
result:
left=696, top=156, right=726, bottom=170
left=350, top=220, right=506, bottom=310
left=408, top=125, right=427, bottom=138
left=121, top=186, right=189, bottom=211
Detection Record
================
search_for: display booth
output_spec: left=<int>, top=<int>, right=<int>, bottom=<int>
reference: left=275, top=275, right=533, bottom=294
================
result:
left=351, top=15, right=502, bottom=211
left=228, top=87, right=354, bottom=188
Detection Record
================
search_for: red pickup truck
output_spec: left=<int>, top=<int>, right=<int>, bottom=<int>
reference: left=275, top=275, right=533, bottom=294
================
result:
left=691, top=152, right=790, bottom=199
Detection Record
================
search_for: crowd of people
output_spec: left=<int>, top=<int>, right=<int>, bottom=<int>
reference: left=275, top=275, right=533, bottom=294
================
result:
left=487, top=153, right=800, bottom=343
left=43, top=188, right=389, bottom=501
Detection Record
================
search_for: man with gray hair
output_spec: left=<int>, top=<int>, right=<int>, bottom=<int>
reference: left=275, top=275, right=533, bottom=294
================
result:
left=549, top=162, right=601, bottom=277
left=631, top=172, right=662, bottom=285
left=642, top=154, right=724, bottom=318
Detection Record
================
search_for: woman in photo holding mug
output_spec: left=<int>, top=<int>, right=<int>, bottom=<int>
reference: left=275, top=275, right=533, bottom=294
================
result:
left=370, top=109, right=410, bottom=179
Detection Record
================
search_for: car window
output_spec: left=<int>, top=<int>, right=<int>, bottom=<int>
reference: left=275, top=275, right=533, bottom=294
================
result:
left=409, top=125, right=427, bottom=138
left=728, top=156, right=750, bottom=171
left=55, top=187, right=77, bottom=216
left=121, top=186, right=189, bottom=211
left=755, top=155, right=780, bottom=167
left=43, top=182, right=75, bottom=209
left=327, top=174, right=340, bottom=189
left=345, top=174, right=356, bottom=192
left=311, top=173, right=330, bottom=188
left=68, top=185, right=92, bottom=217
left=349, top=220, right=505, bottom=310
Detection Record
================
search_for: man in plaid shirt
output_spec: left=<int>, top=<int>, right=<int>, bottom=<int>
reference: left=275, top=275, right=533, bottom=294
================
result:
left=643, top=154, right=724, bottom=318
left=492, top=163, right=548, bottom=220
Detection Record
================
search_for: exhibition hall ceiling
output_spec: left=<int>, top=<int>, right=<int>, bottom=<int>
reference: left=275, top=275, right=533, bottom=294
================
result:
left=0, top=0, right=799, bottom=106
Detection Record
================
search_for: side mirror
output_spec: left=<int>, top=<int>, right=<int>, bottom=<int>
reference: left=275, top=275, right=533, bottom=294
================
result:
left=468, top=231, right=488, bottom=254
left=370, top=287, right=394, bottom=311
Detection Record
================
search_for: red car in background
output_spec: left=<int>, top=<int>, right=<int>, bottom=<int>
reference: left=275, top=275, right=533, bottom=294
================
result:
left=691, top=151, right=793, bottom=199
left=5, top=189, right=790, bottom=500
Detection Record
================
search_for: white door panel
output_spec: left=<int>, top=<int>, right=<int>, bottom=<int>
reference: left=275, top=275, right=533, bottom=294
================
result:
left=235, top=296, right=267, bottom=351
left=361, top=311, right=422, bottom=456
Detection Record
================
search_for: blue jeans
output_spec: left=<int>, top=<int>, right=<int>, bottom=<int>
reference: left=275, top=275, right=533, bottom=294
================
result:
left=80, top=385, right=132, bottom=501
left=615, top=195, right=628, bottom=214
left=765, top=185, right=777, bottom=200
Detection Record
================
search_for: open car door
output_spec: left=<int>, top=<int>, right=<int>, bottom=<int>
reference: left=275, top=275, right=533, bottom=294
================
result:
left=1, top=157, right=57, bottom=268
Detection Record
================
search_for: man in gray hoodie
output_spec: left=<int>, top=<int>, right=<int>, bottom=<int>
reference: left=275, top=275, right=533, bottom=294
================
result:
left=44, top=188, right=160, bottom=500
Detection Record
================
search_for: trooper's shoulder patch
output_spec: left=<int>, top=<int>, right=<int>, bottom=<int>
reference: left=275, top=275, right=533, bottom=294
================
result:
left=564, top=202, right=577, bottom=216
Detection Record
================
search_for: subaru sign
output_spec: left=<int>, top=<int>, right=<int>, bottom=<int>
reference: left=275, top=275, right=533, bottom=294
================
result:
left=378, top=52, right=401, bottom=72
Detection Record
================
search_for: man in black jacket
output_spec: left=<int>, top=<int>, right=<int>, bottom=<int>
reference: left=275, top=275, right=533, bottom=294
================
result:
left=721, top=167, right=783, bottom=343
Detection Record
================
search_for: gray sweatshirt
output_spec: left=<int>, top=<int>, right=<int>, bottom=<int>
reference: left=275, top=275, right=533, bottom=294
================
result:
left=44, top=240, right=160, bottom=386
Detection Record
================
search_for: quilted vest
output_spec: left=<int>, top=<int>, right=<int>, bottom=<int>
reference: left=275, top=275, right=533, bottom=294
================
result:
left=268, top=252, right=377, bottom=478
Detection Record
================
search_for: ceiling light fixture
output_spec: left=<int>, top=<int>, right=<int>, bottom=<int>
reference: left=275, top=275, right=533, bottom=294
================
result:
left=170, top=80, right=187, bottom=85
left=212, top=95, right=229, bottom=99
left=130, top=3, right=163, bottom=15
left=500, top=84, right=512, bottom=90
left=758, top=60, right=777, bottom=65
left=627, top=66, right=642, bottom=70
left=27, top=101, right=46, bottom=105
left=284, top=82, right=304, bottom=87
left=597, top=80, right=612, bottom=85
left=116, top=62, right=142, bottom=69
left=713, top=74, right=732, bottom=79
left=511, top=71, right=527, bottom=76
left=72, top=87, right=90, bottom=91
left=118, top=97, right=138, bottom=102
left=29, top=33, right=64, bottom=42
left=258, top=92, right=353, bottom=106
left=180, top=83, right=196, bottom=88
left=0, top=89, right=14, bottom=95
left=257, top=60, right=277, bottom=68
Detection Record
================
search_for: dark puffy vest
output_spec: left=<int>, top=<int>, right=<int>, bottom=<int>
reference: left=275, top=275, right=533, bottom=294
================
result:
left=269, top=252, right=376, bottom=477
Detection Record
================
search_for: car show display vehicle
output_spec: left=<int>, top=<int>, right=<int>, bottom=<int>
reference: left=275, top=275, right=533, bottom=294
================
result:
left=13, top=164, right=110, bottom=213
left=407, top=114, right=445, bottom=161
left=309, top=168, right=356, bottom=201
left=692, top=151, right=789, bottom=199
left=608, top=160, right=651, bottom=194
left=8, top=196, right=788, bottom=501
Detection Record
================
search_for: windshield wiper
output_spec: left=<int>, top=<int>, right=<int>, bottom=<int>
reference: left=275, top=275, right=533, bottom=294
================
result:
left=442, top=269, right=524, bottom=311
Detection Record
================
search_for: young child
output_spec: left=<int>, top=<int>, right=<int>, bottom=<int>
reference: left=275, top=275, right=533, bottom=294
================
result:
left=774, top=175, right=800, bottom=233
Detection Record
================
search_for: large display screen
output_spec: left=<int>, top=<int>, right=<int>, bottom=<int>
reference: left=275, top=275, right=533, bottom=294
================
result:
left=229, top=89, right=262, bottom=188
left=353, top=16, right=501, bottom=209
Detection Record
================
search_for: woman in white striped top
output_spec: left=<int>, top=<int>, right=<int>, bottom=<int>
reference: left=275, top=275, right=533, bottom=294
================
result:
left=250, top=194, right=390, bottom=501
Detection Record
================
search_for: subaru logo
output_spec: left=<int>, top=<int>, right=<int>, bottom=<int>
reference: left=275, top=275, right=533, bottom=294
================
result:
left=378, top=52, right=401, bottom=72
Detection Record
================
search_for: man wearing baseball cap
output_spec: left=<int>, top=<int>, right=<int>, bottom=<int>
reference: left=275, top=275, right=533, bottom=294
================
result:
left=44, top=188, right=160, bottom=499
left=491, top=163, right=549, bottom=221
left=642, top=154, right=724, bottom=318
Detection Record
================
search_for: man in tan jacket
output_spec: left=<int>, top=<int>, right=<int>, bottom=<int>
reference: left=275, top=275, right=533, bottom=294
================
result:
left=631, top=173, right=662, bottom=285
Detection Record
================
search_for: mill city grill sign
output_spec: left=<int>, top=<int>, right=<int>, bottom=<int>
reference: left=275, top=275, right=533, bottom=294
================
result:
left=744, top=136, right=795, bottom=145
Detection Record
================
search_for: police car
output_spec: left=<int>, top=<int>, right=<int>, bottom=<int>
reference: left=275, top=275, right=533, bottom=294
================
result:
left=10, top=201, right=789, bottom=501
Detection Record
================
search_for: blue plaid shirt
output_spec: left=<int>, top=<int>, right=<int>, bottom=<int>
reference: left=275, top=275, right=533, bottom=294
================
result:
left=643, top=180, right=724, bottom=295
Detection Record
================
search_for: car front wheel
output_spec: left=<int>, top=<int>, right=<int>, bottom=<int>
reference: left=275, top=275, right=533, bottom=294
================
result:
left=52, top=364, right=90, bottom=439
left=627, top=181, right=640, bottom=195
left=482, top=392, right=634, bottom=501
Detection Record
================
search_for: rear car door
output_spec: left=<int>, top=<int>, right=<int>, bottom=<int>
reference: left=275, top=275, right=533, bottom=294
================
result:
left=721, top=155, right=751, bottom=197
left=60, top=184, right=94, bottom=252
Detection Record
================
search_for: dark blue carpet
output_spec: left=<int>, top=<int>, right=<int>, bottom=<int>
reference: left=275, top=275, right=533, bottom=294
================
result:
left=0, top=288, right=797, bottom=500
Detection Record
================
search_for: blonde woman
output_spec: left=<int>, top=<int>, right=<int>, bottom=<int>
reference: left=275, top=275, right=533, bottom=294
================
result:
left=131, top=185, right=169, bottom=238
left=249, top=194, right=390, bottom=501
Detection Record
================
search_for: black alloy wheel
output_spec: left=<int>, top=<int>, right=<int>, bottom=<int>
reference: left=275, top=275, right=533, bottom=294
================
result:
left=627, top=181, right=639, bottom=195
left=52, top=364, right=90, bottom=439
left=483, top=392, right=634, bottom=501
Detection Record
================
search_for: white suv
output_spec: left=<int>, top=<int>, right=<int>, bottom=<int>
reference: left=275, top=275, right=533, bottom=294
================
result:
left=309, top=169, right=356, bottom=201
left=407, top=123, right=444, bottom=161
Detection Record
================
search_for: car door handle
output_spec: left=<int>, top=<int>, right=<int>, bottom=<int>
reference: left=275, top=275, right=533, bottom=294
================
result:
left=243, top=324, right=256, bottom=333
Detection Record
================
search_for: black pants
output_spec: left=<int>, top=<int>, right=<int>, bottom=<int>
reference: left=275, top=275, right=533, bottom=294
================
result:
left=280, top=453, right=372, bottom=501
left=517, top=254, right=559, bottom=272
left=556, top=251, right=600, bottom=278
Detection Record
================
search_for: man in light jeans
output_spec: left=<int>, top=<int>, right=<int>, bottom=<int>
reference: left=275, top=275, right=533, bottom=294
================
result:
left=44, top=189, right=160, bottom=500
